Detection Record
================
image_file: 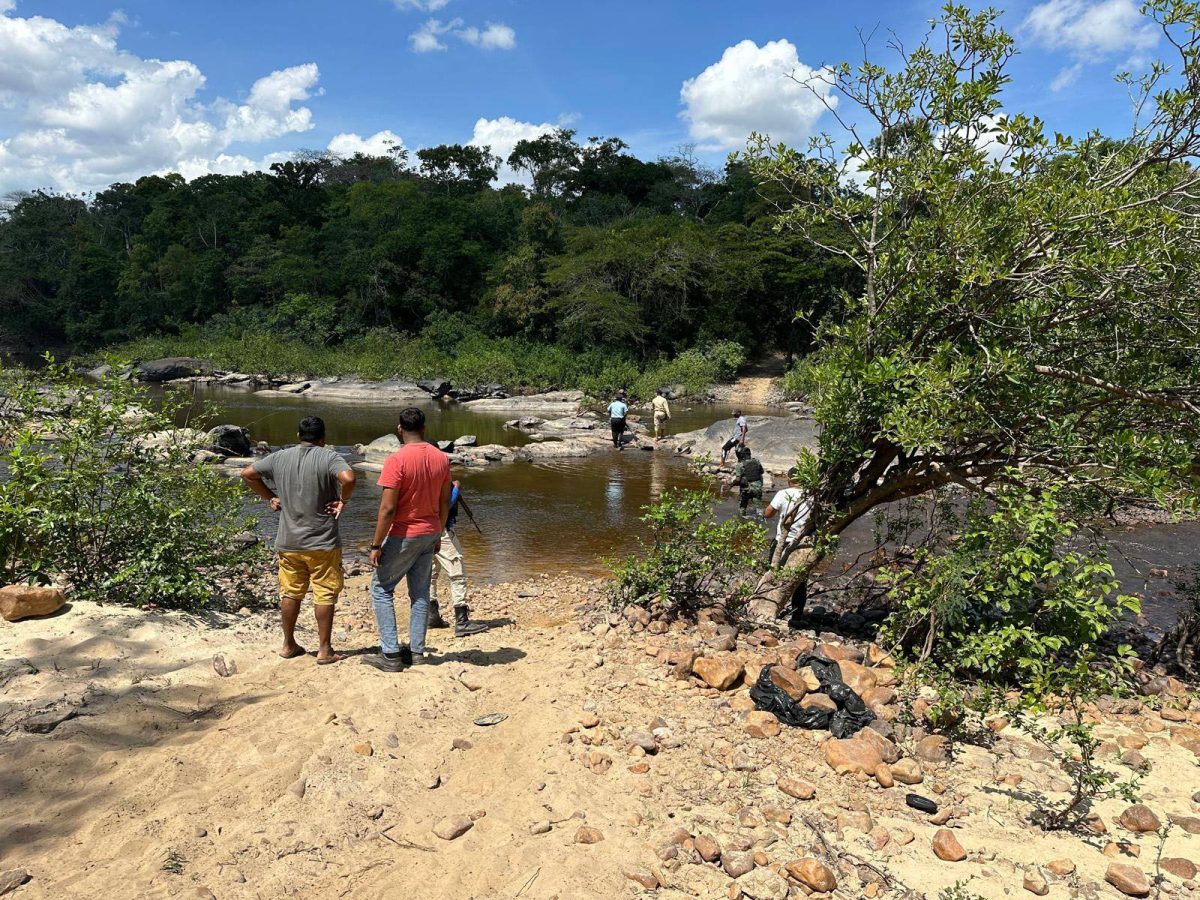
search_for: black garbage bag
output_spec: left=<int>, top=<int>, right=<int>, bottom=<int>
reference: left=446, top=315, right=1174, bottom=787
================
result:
left=749, top=653, right=875, bottom=739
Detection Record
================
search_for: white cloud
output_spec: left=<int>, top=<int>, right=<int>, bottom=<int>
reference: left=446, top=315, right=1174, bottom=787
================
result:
left=391, top=0, right=451, bottom=10
left=459, top=23, right=516, bottom=50
left=0, top=5, right=320, bottom=194
left=679, top=39, right=834, bottom=151
left=326, top=129, right=406, bottom=158
left=409, top=16, right=516, bottom=53
left=468, top=115, right=556, bottom=184
left=1024, top=0, right=1158, bottom=89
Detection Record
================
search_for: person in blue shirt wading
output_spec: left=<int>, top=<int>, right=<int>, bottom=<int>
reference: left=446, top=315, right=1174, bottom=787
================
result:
left=427, top=479, right=488, bottom=637
left=608, top=391, right=629, bottom=451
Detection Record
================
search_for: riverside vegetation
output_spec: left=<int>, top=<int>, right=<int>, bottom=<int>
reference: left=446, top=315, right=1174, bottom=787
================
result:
left=4, top=2, right=1200, bottom=898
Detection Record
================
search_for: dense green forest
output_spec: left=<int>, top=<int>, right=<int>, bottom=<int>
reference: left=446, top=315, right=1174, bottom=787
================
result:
left=0, top=130, right=859, bottom=393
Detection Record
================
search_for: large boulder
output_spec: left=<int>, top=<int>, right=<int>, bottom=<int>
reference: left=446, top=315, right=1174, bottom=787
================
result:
left=1, top=585, right=66, bottom=622
left=669, top=415, right=817, bottom=475
left=303, top=378, right=428, bottom=403
left=692, top=655, right=744, bottom=690
left=363, top=434, right=400, bottom=463
left=464, top=390, right=584, bottom=415
left=823, top=735, right=883, bottom=776
left=206, top=424, right=252, bottom=458
left=136, top=357, right=210, bottom=382
left=417, top=378, right=452, bottom=398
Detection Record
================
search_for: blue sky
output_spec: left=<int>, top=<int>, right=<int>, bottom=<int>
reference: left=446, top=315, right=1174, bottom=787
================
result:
left=0, top=0, right=1170, bottom=194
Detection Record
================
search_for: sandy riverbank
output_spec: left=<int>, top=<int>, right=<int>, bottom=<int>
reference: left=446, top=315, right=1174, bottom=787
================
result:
left=3, top=572, right=1199, bottom=899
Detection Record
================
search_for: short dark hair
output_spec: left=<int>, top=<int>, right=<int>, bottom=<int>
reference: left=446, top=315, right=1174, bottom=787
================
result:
left=398, top=407, right=426, bottom=433
left=733, top=408, right=743, bottom=416
left=298, top=416, right=325, bottom=442
left=736, top=445, right=752, bottom=461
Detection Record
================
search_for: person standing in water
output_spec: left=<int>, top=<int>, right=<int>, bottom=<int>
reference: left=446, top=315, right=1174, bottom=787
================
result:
left=240, top=416, right=356, bottom=665
left=362, top=407, right=451, bottom=673
left=651, top=389, right=672, bottom=441
left=428, top=479, right=488, bottom=637
left=720, top=408, right=749, bottom=467
left=731, top=445, right=764, bottom=517
left=608, top=390, right=629, bottom=450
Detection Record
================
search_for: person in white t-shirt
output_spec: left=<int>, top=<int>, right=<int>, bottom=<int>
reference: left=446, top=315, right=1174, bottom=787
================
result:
left=720, top=409, right=749, bottom=466
left=763, top=466, right=813, bottom=566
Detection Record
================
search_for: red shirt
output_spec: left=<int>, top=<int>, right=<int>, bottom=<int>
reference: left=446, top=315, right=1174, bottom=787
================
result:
left=377, top=441, right=451, bottom=538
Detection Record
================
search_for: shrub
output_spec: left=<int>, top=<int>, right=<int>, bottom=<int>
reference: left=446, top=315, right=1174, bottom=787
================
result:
left=0, top=360, right=263, bottom=609
left=608, top=460, right=765, bottom=621
left=880, top=483, right=1142, bottom=830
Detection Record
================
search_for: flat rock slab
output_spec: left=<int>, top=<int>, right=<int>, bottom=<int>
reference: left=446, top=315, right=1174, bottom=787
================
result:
left=669, top=415, right=816, bottom=475
left=433, top=816, right=474, bottom=841
left=464, top=391, right=584, bottom=415
left=302, top=379, right=428, bottom=403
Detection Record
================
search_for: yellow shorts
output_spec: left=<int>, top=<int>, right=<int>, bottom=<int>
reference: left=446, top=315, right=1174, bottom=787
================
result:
left=278, top=549, right=344, bottom=606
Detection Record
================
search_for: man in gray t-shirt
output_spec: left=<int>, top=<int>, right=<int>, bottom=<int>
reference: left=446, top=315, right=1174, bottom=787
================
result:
left=241, top=416, right=355, bottom=664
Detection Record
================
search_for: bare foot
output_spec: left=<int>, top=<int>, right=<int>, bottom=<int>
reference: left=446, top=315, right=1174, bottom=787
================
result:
left=316, top=651, right=344, bottom=666
left=279, top=643, right=307, bottom=659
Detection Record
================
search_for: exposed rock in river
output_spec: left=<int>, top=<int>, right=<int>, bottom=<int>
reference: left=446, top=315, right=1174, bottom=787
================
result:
left=668, top=414, right=816, bottom=475
left=463, top=390, right=584, bottom=415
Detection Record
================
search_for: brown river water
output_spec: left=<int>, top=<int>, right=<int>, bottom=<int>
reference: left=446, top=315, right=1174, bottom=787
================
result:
left=163, top=384, right=1196, bottom=633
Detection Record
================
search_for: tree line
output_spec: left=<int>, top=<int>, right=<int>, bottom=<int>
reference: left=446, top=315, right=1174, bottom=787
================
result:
left=0, top=130, right=860, bottom=371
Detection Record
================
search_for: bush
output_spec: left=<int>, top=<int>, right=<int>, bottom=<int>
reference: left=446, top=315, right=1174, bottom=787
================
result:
left=880, top=483, right=1142, bottom=830
left=0, top=361, right=263, bottom=609
left=102, top=323, right=745, bottom=400
left=608, top=461, right=765, bottom=620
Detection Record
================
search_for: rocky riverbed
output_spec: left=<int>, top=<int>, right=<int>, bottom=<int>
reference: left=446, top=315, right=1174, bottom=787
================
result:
left=2, top=573, right=1197, bottom=899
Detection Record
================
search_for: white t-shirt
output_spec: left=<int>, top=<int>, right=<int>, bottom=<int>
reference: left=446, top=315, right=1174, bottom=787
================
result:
left=769, top=487, right=812, bottom=543
left=732, top=415, right=748, bottom=440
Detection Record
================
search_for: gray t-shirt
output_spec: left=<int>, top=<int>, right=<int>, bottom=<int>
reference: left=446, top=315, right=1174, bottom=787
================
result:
left=252, top=444, right=351, bottom=551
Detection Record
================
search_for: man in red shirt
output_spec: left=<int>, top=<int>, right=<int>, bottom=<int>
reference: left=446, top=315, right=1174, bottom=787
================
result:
left=362, top=407, right=452, bottom=673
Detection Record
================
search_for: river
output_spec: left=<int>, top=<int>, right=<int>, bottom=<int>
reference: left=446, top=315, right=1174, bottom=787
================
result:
left=163, top=383, right=1193, bottom=633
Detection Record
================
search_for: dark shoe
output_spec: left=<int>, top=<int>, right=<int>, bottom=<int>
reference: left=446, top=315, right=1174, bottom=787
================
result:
left=399, top=644, right=414, bottom=666
left=454, top=605, right=489, bottom=637
left=409, top=652, right=432, bottom=665
left=361, top=652, right=406, bottom=673
left=428, top=600, right=450, bottom=629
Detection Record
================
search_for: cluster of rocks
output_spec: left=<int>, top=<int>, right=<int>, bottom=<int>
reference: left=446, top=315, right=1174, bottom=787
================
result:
left=558, top=598, right=1200, bottom=900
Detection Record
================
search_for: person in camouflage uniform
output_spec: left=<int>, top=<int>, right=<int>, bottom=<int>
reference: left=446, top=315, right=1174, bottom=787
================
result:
left=731, top=445, right=764, bottom=517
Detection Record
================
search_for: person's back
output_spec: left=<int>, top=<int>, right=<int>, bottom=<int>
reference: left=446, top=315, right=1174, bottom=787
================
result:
left=379, top=441, right=449, bottom=537
left=257, top=443, right=347, bottom=551
left=651, top=394, right=669, bottom=415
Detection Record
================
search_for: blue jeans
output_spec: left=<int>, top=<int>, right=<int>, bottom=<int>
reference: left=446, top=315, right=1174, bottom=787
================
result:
left=369, top=532, right=440, bottom=655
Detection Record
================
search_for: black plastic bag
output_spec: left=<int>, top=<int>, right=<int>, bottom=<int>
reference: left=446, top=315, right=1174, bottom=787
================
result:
left=749, top=653, right=874, bottom=738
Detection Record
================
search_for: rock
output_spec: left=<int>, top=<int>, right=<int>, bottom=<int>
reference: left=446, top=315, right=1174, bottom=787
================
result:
left=0, top=585, right=66, bottom=622
left=837, top=809, right=873, bottom=833
left=574, top=826, right=604, bottom=844
left=801, top=693, right=837, bottom=713
left=795, top=666, right=822, bottom=692
left=352, top=742, right=373, bottom=756
left=303, top=378, right=428, bottom=404
left=530, top=820, right=551, bottom=835
left=735, top=867, right=789, bottom=900
left=875, top=763, right=894, bottom=788
left=212, top=654, right=237, bottom=677
left=1023, top=867, right=1050, bottom=895
left=823, top=736, right=884, bottom=776
left=136, top=356, right=209, bottom=382
left=0, top=870, right=31, bottom=895
left=932, top=828, right=966, bottom=862
left=786, top=858, right=837, bottom=893
left=856, top=727, right=900, bottom=764
left=1170, top=815, right=1200, bottom=835
left=745, top=711, right=781, bottom=739
left=1162, top=858, right=1198, bottom=880
left=206, top=424, right=252, bottom=457
left=915, top=734, right=951, bottom=763
left=628, top=731, right=658, bottom=754
left=433, top=816, right=474, bottom=841
left=1106, top=863, right=1151, bottom=896
left=1119, top=804, right=1162, bottom=833
left=456, top=434, right=477, bottom=447
left=768, top=665, right=809, bottom=700
left=1045, top=859, right=1075, bottom=876
left=777, top=777, right=815, bottom=800
left=867, top=643, right=896, bottom=667
left=452, top=737, right=473, bottom=750
left=891, top=758, right=924, bottom=785
left=722, top=851, right=755, bottom=879
left=695, top=834, right=722, bottom=862
left=837, top=660, right=879, bottom=695
left=417, top=378, right=452, bottom=398
left=818, top=641, right=864, bottom=662
left=625, top=870, right=659, bottom=890
left=692, top=656, right=744, bottom=691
